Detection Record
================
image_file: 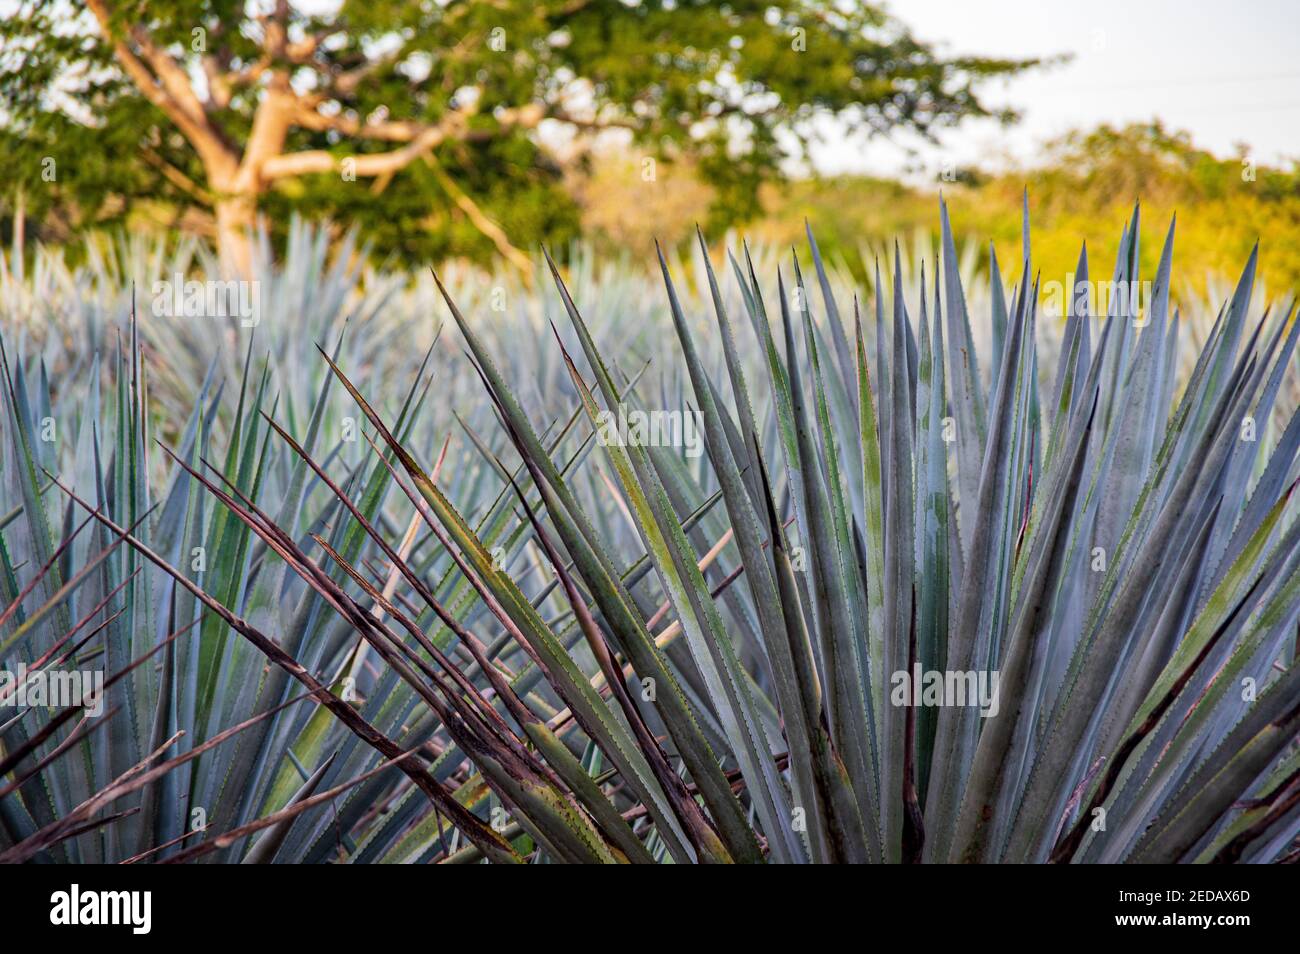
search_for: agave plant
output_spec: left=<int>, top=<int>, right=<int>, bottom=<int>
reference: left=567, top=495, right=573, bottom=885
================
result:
left=0, top=199, right=1297, bottom=864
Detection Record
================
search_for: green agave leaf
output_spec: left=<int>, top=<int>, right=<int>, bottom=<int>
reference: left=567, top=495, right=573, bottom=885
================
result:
left=924, top=259, right=1030, bottom=863
left=939, top=198, right=987, bottom=548
left=775, top=263, right=880, bottom=860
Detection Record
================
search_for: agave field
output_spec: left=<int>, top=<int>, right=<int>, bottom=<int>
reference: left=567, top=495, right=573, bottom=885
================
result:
left=0, top=201, right=1297, bottom=865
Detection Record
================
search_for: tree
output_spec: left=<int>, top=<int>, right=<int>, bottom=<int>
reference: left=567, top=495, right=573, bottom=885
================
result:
left=1, top=1, right=1038, bottom=272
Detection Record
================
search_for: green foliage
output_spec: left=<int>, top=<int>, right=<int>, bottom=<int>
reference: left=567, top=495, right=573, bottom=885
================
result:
left=1, top=206, right=1298, bottom=864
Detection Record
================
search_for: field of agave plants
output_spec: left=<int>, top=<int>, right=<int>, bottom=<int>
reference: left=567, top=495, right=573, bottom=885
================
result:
left=0, top=202, right=1297, bottom=864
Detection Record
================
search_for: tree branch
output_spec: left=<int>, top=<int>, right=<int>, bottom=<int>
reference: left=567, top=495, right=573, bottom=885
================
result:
left=85, top=0, right=238, bottom=179
left=291, top=105, right=432, bottom=143
left=547, top=106, right=638, bottom=131
left=201, top=55, right=233, bottom=110
left=260, top=103, right=545, bottom=181
left=128, top=28, right=209, bottom=127
left=329, top=47, right=407, bottom=98
left=237, top=70, right=299, bottom=190
left=140, top=147, right=215, bottom=205
left=291, top=99, right=637, bottom=149
left=423, top=154, right=533, bottom=276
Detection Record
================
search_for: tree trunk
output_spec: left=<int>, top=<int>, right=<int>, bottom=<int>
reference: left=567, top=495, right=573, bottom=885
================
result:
left=214, top=192, right=256, bottom=277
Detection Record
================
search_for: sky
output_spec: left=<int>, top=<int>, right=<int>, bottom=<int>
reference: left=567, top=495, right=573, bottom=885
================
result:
left=811, top=0, right=1300, bottom=179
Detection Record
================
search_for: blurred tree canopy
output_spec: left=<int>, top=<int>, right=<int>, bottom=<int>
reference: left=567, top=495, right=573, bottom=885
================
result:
left=0, top=0, right=1036, bottom=270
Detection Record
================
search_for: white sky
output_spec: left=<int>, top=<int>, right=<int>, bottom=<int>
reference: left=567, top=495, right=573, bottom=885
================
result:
left=809, top=0, right=1300, bottom=178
